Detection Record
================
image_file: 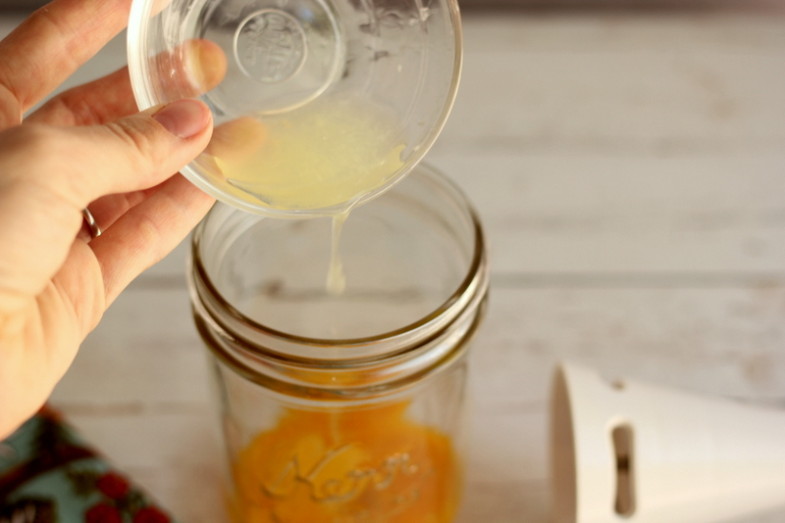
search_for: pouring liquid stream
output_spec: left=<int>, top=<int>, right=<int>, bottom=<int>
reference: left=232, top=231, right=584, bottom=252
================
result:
left=326, top=210, right=350, bottom=296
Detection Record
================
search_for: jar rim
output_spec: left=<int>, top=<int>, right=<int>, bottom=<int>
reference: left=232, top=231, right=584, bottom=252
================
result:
left=189, top=163, right=488, bottom=360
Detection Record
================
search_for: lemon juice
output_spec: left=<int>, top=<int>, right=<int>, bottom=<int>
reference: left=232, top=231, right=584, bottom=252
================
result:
left=206, top=95, right=406, bottom=293
left=211, top=95, right=406, bottom=212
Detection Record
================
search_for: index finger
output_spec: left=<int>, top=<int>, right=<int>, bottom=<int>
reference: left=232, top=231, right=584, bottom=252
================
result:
left=0, top=0, right=131, bottom=115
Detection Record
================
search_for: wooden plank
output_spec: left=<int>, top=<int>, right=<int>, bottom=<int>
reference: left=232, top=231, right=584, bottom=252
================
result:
left=141, top=12, right=785, bottom=279
left=143, top=150, right=785, bottom=279
left=438, top=13, right=785, bottom=155
left=54, top=284, right=785, bottom=521
left=82, top=254, right=785, bottom=413
left=2, top=12, right=782, bottom=279
left=430, top=152, right=785, bottom=275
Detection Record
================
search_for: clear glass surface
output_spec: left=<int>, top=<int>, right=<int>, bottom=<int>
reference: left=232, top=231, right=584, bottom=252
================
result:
left=128, top=0, right=462, bottom=217
left=189, top=164, right=488, bottom=522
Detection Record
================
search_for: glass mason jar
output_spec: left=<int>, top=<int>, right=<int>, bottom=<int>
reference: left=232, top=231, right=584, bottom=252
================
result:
left=188, top=163, right=489, bottom=523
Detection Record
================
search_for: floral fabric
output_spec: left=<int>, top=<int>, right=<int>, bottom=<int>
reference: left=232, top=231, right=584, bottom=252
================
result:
left=0, top=406, right=175, bottom=523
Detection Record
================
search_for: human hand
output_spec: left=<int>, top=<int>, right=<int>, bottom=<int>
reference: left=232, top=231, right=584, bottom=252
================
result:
left=0, top=0, right=224, bottom=438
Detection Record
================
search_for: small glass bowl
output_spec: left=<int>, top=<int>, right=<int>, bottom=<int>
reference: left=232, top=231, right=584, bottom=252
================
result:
left=127, top=0, right=462, bottom=217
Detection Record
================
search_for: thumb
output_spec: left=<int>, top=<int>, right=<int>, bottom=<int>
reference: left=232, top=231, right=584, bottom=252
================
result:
left=67, top=98, right=213, bottom=205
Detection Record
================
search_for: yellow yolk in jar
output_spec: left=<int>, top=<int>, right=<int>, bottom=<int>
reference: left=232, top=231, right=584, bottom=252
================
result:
left=230, top=402, right=461, bottom=523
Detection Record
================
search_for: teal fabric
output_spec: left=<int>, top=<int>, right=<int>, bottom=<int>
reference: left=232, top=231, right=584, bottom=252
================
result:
left=0, top=407, right=175, bottom=523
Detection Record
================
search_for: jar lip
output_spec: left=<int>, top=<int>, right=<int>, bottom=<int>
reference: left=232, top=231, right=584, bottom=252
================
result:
left=190, top=165, right=487, bottom=352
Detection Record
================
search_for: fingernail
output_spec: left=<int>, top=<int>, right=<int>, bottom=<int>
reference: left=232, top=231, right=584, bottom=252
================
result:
left=152, top=99, right=211, bottom=138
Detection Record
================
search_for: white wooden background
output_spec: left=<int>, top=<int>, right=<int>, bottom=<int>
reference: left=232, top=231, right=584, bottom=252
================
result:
left=3, top=5, right=785, bottom=522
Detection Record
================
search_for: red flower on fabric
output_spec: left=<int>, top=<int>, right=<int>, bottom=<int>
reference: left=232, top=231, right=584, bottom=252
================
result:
left=133, top=506, right=171, bottom=523
left=85, top=503, right=122, bottom=523
left=96, top=472, right=131, bottom=499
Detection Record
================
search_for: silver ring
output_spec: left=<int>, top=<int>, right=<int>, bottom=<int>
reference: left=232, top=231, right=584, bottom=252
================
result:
left=82, top=208, right=102, bottom=239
